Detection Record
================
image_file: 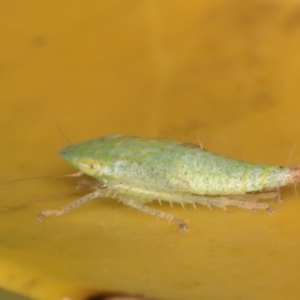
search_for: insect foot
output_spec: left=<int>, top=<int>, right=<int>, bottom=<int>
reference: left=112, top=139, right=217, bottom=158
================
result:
left=178, top=222, right=189, bottom=232
left=37, top=210, right=65, bottom=221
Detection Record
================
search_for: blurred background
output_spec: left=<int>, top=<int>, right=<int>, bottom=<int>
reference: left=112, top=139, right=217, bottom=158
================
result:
left=1, top=1, right=300, bottom=299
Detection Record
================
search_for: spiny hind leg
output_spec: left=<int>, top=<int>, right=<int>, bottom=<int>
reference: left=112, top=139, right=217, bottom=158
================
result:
left=121, top=198, right=188, bottom=232
left=38, top=188, right=108, bottom=221
left=118, top=187, right=276, bottom=213
left=191, top=195, right=274, bottom=212
left=154, top=191, right=275, bottom=212
left=229, top=191, right=279, bottom=202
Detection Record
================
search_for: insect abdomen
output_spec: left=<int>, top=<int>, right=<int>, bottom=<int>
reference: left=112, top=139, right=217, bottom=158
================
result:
left=181, top=151, right=293, bottom=195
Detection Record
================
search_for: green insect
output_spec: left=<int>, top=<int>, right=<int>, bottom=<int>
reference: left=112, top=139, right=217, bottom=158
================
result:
left=38, top=135, right=300, bottom=231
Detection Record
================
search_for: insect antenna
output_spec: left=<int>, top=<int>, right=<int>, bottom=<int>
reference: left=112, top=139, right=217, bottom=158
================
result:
left=54, top=119, right=73, bottom=144
left=196, top=134, right=203, bottom=149
left=285, top=141, right=297, bottom=167
left=1, top=172, right=83, bottom=186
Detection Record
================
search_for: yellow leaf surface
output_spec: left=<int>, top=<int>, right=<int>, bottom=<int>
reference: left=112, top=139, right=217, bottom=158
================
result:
left=1, top=1, right=300, bottom=299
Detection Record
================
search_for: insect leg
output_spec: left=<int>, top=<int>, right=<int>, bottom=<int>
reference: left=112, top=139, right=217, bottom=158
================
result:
left=60, top=171, right=83, bottom=178
left=227, top=191, right=278, bottom=202
left=116, top=185, right=274, bottom=213
left=152, top=192, right=274, bottom=212
left=121, top=198, right=188, bottom=232
left=37, top=188, right=107, bottom=221
left=191, top=195, right=274, bottom=212
left=75, top=177, right=103, bottom=189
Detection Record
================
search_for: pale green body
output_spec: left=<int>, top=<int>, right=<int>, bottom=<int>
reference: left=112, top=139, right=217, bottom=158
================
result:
left=39, top=135, right=296, bottom=231
left=59, top=135, right=291, bottom=202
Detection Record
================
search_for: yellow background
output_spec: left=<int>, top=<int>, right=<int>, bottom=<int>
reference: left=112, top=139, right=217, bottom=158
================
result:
left=1, top=1, right=300, bottom=299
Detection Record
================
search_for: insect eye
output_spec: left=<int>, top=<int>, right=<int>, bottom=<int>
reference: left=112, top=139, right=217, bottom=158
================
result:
left=78, top=162, right=91, bottom=169
left=80, top=163, right=100, bottom=170
left=77, top=158, right=101, bottom=175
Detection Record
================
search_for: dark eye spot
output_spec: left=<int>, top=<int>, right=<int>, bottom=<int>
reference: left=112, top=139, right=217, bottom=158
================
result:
left=90, top=164, right=99, bottom=170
